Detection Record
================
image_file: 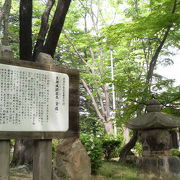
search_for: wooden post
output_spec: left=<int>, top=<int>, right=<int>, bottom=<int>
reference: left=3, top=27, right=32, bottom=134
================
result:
left=33, top=140, right=52, bottom=180
left=0, top=140, right=10, bottom=180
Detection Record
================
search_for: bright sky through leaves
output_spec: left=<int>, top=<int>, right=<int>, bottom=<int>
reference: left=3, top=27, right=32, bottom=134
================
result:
left=157, top=52, right=180, bottom=86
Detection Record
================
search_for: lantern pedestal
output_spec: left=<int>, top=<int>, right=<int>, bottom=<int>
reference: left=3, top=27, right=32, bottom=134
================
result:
left=126, top=99, right=180, bottom=179
left=137, top=156, right=180, bottom=180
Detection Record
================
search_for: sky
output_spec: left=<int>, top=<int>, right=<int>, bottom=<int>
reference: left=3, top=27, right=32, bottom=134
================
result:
left=156, top=51, right=180, bottom=86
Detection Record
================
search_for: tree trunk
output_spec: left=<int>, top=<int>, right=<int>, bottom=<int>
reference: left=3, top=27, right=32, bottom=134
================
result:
left=119, top=130, right=138, bottom=164
left=43, top=0, right=72, bottom=57
left=19, top=0, right=32, bottom=60
left=104, top=121, right=114, bottom=134
left=11, top=140, right=33, bottom=169
left=122, top=126, right=130, bottom=144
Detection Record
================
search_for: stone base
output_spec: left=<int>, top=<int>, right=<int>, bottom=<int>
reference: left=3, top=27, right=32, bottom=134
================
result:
left=137, top=156, right=180, bottom=180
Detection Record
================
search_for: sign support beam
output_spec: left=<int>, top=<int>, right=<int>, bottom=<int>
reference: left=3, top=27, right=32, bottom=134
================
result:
left=33, top=140, right=52, bottom=180
left=0, top=140, right=10, bottom=180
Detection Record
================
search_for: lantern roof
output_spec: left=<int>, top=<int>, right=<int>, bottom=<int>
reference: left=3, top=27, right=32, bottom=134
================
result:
left=126, top=99, right=180, bottom=130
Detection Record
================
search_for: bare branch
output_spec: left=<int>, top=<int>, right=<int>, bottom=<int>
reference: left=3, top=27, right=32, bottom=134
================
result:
left=103, top=83, right=111, bottom=121
left=81, top=78, right=105, bottom=121
left=63, top=30, right=95, bottom=73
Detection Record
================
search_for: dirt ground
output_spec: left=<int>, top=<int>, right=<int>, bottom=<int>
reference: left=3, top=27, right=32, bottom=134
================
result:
left=10, top=166, right=32, bottom=180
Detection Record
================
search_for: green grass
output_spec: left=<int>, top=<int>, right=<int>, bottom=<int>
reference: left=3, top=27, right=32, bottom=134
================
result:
left=92, top=161, right=137, bottom=180
left=10, top=172, right=32, bottom=180
left=10, top=161, right=137, bottom=180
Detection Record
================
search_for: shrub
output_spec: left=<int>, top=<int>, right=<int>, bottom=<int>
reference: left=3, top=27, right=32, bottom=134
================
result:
left=171, top=149, right=180, bottom=157
left=102, top=134, right=123, bottom=160
left=52, top=139, right=62, bottom=159
left=134, top=142, right=143, bottom=156
left=80, top=133, right=104, bottom=175
left=80, top=115, right=104, bottom=137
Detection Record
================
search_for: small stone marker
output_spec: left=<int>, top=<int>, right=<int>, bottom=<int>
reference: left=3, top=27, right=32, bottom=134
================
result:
left=0, top=44, right=14, bottom=60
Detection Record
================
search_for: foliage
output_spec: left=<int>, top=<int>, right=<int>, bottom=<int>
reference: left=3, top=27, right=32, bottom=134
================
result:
left=80, top=115, right=105, bottom=137
left=103, top=0, right=180, bottom=126
left=163, top=107, right=180, bottom=117
left=92, top=161, right=137, bottom=180
left=158, top=85, right=180, bottom=116
left=80, top=133, right=104, bottom=175
left=61, top=0, right=180, bottom=163
left=54, top=0, right=180, bottom=136
left=52, top=139, right=61, bottom=159
left=133, top=142, right=143, bottom=156
left=102, top=134, right=123, bottom=160
left=104, top=0, right=180, bottom=48
left=171, top=149, right=180, bottom=157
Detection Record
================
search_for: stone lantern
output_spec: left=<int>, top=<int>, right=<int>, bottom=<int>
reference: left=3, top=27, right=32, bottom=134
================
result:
left=127, top=99, right=180, bottom=180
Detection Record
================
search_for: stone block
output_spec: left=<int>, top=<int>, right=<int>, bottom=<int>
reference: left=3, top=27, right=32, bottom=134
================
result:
left=168, top=156, right=180, bottom=174
left=36, top=52, right=53, bottom=65
left=0, top=45, right=14, bottom=60
left=137, top=156, right=180, bottom=180
left=54, top=138, right=91, bottom=180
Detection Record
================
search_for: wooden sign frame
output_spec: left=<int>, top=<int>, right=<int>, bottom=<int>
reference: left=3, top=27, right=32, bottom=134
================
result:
left=0, top=58, right=80, bottom=139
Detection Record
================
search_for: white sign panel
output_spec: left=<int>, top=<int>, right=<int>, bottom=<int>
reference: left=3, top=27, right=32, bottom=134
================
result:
left=0, top=63, right=69, bottom=132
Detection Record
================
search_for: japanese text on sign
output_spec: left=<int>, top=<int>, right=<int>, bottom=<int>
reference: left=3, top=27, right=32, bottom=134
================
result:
left=0, top=63, right=69, bottom=132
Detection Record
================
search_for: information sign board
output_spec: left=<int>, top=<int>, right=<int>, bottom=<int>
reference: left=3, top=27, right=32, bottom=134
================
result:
left=0, top=63, right=69, bottom=132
